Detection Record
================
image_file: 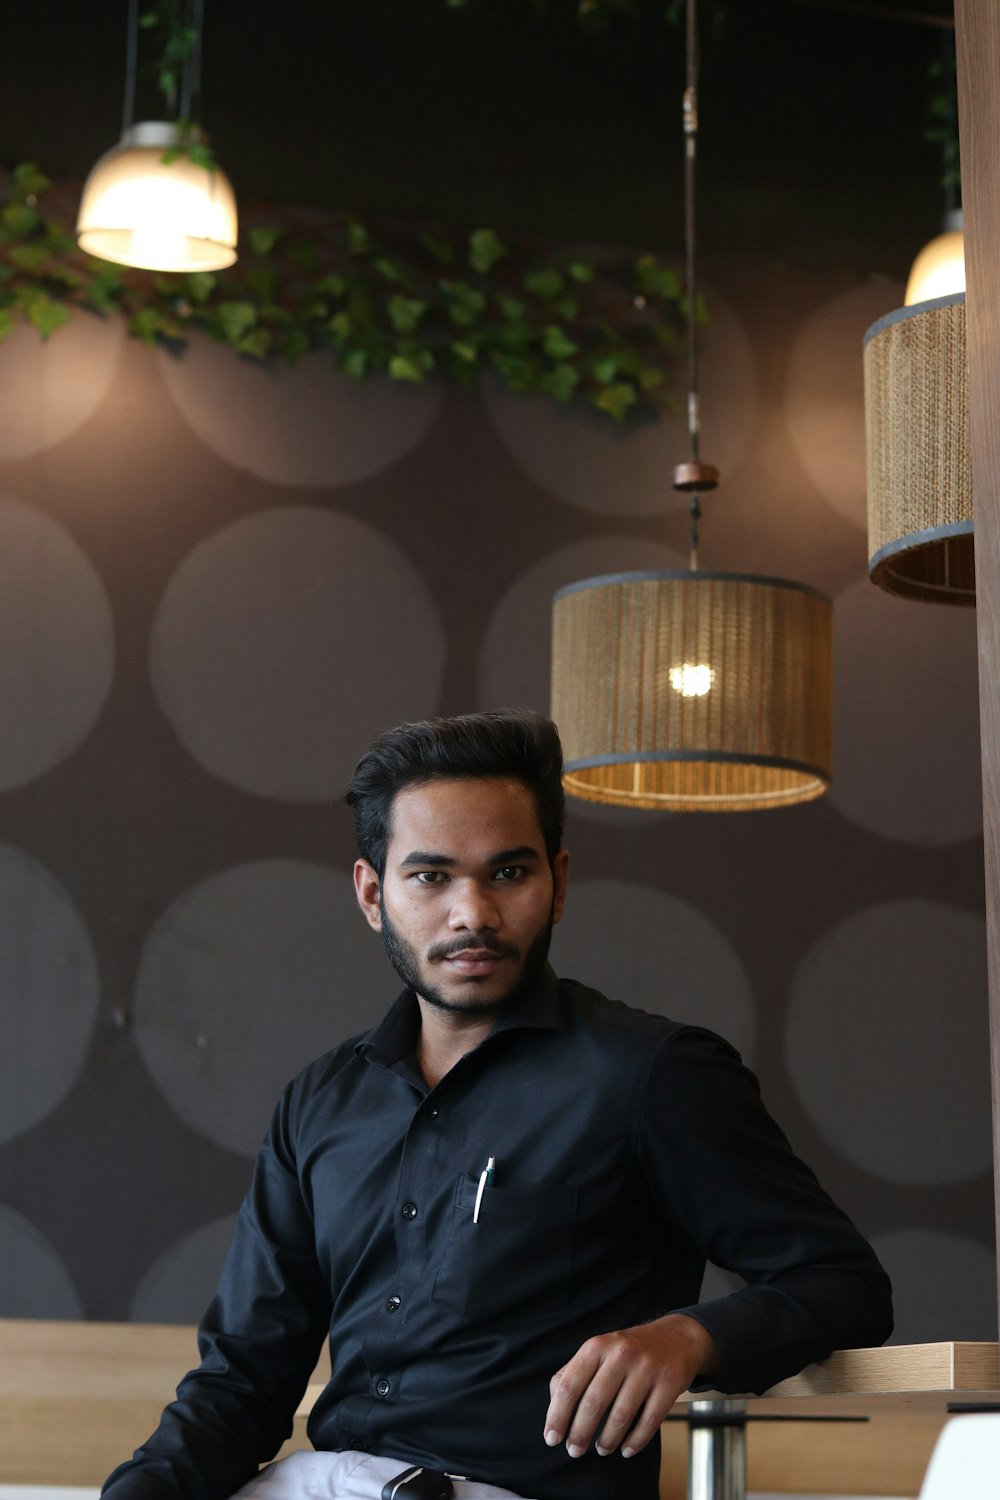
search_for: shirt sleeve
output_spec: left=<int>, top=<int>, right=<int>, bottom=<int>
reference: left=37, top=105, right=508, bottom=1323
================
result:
left=635, top=1025, right=893, bottom=1395
left=102, top=1078, right=333, bottom=1500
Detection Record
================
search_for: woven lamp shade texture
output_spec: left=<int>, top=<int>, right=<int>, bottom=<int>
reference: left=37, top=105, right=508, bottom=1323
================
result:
left=864, top=293, right=973, bottom=605
left=551, top=571, right=833, bottom=811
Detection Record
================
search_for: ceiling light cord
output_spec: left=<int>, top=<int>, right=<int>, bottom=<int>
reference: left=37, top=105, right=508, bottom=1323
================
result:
left=122, top=0, right=139, bottom=136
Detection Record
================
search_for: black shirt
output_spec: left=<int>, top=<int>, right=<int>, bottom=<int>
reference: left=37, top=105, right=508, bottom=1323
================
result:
left=103, top=968, right=892, bottom=1500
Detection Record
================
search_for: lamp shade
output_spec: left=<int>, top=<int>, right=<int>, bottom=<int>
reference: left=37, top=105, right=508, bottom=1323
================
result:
left=76, top=122, right=237, bottom=272
left=551, top=570, right=833, bottom=811
left=904, top=210, right=965, bottom=306
left=864, top=293, right=972, bottom=605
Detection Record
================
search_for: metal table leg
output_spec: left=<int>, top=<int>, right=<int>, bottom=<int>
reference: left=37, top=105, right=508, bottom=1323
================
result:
left=687, top=1399, right=747, bottom=1500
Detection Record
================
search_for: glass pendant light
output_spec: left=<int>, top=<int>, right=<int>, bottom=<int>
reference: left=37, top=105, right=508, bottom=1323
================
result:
left=76, top=0, right=237, bottom=273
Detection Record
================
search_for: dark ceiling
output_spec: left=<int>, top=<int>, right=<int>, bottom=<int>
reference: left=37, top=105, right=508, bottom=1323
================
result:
left=2, top=1, right=955, bottom=277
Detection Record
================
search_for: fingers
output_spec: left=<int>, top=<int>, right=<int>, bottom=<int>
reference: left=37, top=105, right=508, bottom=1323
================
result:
left=544, top=1329, right=686, bottom=1460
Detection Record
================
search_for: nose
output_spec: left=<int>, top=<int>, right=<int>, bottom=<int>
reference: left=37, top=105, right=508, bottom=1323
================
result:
left=447, top=878, right=500, bottom=933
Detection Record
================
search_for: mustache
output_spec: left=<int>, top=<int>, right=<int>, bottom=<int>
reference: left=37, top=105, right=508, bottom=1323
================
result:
left=427, top=933, right=520, bottom=962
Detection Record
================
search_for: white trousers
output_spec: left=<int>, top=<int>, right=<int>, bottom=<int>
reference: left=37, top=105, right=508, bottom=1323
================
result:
left=229, top=1450, right=534, bottom=1500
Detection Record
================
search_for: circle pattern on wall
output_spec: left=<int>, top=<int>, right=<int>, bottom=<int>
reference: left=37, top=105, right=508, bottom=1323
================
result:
left=0, top=494, right=114, bottom=792
left=870, top=1228, right=997, bottom=1344
left=150, top=506, right=446, bottom=801
left=0, top=845, right=100, bottom=1146
left=0, top=315, right=124, bottom=462
left=156, top=336, right=444, bottom=486
left=131, top=1214, right=239, bottom=1325
left=133, top=859, right=394, bottom=1157
left=551, top=879, right=756, bottom=1062
left=479, top=534, right=687, bottom=715
left=787, top=900, right=990, bottom=1186
left=784, top=278, right=905, bottom=529
left=0, top=1205, right=83, bottom=1318
left=830, top=577, right=981, bottom=846
left=483, top=285, right=755, bottom=516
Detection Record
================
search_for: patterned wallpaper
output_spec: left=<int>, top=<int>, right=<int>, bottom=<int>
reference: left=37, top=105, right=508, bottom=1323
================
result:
left=0, top=256, right=994, bottom=1349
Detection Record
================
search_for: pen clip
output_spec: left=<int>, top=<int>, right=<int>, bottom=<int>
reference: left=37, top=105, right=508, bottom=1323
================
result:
left=473, top=1154, right=496, bottom=1224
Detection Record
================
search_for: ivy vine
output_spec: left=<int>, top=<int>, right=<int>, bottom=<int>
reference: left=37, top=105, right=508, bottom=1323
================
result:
left=0, top=162, right=697, bottom=423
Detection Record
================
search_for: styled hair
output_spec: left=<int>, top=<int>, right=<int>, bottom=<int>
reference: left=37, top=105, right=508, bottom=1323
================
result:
left=345, top=709, right=565, bottom=878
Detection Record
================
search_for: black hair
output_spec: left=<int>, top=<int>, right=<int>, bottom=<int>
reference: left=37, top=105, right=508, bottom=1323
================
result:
left=345, top=709, right=565, bottom=878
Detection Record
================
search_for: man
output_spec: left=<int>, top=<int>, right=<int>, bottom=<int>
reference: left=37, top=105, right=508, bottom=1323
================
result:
left=103, top=710, right=892, bottom=1500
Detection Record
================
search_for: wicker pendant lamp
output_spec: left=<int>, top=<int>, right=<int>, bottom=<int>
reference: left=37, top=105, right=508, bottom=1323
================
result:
left=864, top=292, right=972, bottom=605
left=550, top=0, right=833, bottom=812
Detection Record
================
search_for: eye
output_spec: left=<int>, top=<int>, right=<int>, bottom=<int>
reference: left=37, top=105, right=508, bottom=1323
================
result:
left=412, top=870, right=448, bottom=885
left=493, top=865, right=526, bottom=882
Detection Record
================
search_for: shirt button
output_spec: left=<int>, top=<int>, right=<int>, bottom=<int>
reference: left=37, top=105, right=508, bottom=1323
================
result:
left=386, top=1295, right=401, bottom=1312
left=401, top=1201, right=418, bottom=1220
left=376, top=1378, right=391, bottom=1398
left=429, top=1108, right=439, bottom=1118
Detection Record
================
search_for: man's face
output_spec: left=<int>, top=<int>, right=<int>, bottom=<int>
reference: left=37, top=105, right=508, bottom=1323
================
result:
left=354, top=776, right=569, bottom=1018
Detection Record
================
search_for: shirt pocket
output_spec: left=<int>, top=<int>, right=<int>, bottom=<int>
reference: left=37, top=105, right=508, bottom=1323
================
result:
left=432, top=1173, right=578, bottom=1322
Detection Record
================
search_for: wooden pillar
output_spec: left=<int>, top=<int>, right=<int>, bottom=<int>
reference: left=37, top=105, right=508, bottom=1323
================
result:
left=954, top=0, right=1000, bottom=1337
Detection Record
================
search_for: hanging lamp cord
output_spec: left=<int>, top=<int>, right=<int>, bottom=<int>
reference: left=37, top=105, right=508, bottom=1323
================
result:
left=684, top=0, right=702, bottom=569
left=122, top=0, right=139, bottom=136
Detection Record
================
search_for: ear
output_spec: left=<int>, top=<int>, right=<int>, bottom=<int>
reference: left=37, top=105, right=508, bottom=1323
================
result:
left=551, top=848, right=570, bottom=925
left=354, top=859, right=383, bottom=933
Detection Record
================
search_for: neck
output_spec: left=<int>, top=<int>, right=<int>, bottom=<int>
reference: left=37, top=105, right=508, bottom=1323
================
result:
left=415, top=1000, right=499, bottom=1089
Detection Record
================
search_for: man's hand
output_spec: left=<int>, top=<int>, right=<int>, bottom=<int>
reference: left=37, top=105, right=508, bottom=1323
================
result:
left=543, top=1312, right=720, bottom=1460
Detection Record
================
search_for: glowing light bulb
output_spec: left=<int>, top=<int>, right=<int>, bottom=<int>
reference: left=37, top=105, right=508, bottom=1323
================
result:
left=669, top=662, right=714, bottom=697
left=905, top=211, right=965, bottom=306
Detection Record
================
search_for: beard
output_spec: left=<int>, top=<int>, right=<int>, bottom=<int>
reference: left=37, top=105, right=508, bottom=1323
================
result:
left=379, top=893, right=555, bottom=1018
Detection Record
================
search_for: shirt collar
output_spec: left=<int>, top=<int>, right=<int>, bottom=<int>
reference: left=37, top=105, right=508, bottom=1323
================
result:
left=357, top=962, right=565, bottom=1068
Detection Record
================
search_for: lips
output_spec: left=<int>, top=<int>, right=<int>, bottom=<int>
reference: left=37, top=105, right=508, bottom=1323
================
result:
left=444, top=949, right=506, bottom=977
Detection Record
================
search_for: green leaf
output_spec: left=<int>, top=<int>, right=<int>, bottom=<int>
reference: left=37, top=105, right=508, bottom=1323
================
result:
left=553, top=296, right=579, bottom=320
left=524, top=268, right=565, bottom=299
left=188, top=142, right=215, bottom=171
left=8, top=244, right=50, bottom=274
left=247, top=225, right=284, bottom=256
left=244, top=266, right=278, bottom=303
left=347, top=220, right=373, bottom=257
left=451, top=340, right=479, bottom=363
left=286, top=239, right=322, bottom=273
left=280, top=327, right=311, bottom=363
left=420, top=231, right=454, bottom=265
left=635, top=255, right=681, bottom=300
left=567, top=259, right=596, bottom=284
left=315, top=273, right=347, bottom=297
left=389, top=354, right=426, bottom=383
left=374, top=256, right=410, bottom=286
left=593, top=381, right=637, bottom=422
left=542, top=325, right=579, bottom=361
left=498, top=295, right=525, bottom=322
left=328, top=311, right=352, bottom=340
left=186, top=271, right=217, bottom=303
left=441, top=279, right=486, bottom=326
left=218, top=300, right=258, bottom=342
left=469, top=228, right=507, bottom=273
left=129, top=308, right=172, bottom=345
left=340, top=348, right=368, bottom=379
left=2, top=203, right=40, bottom=237
left=236, top=327, right=272, bottom=358
left=638, top=364, right=666, bottom=392
left=540, top=363, right=580, bottom=403
left=86, top=274, right=123, bottom=314
left=387, top=295, right=428, bottom=333
left=490, top=351, right=539, bottom=394
left=13, top=162, right=50, bottom=198
left=591, top=353, right=619, bottom=385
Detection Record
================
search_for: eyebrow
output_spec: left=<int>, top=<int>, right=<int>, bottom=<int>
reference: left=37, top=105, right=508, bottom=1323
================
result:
left=398, top=844, right=541, bottom=870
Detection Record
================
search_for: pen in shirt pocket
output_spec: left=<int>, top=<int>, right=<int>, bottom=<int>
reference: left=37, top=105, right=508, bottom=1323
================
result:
left=472, top=1155, right=496, bottom=1223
